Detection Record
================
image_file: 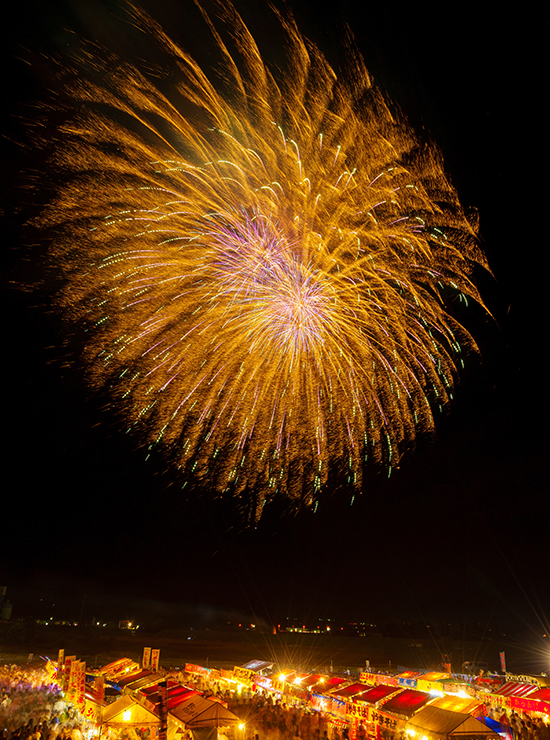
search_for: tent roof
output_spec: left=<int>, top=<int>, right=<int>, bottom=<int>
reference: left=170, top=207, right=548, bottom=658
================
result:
left=354, top=685, right=401, bottom=704
left=170, top=696, right=240, bottom=728
left=396, top=672, right=421, bottom=679
left=496, top=682, right=537, bottom=697
left=418, top=673, right=450, bottom=682
left=314, top=677, right=347, bottom=694
left=301, top=675, right=326, bottom=688
left=102, top=695, right=160, bottom=727
left=241, top=660, right=273, bottom=672
left=430, top=696, right=482, bottom=714
left=379, top=689, right=431, bottom=717
left=183, top=703, right=240, bottom=729
left=526, top=687, right=550, bottom=700
left=124, top=674, right=165, bottom=691
left=143, top=685, right=199, bottom=710
left=329, top=683, right=372, bottom=699
left=408, top=707, right=500, bottom=738
left=117, top=670, right=153, bottom=687
left=98, top=658, right=139, bottom=678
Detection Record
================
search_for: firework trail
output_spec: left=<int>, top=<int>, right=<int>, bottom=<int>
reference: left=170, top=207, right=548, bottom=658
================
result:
left=41, top=2, right=489, bottom=517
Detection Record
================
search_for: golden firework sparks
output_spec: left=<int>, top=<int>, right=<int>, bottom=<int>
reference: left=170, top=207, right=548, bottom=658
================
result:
left=41, top=2, right=490, bottom=517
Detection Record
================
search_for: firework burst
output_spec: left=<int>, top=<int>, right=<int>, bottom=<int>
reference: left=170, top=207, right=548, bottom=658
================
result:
left=41, top=1, right=489, bottom=516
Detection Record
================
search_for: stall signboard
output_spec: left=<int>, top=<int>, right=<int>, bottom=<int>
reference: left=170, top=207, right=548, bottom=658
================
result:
left=360, top=673, right=377, bottom=685
left=485, top=694, right=510, bottom=709
left=510, top=696, right=550, bottom=715
left=185, top=664, right=211, bottom=676
left=234, top=666, right=256, bottom=683
left=370, top=710, right=401, bottom=733
left=329, top=696, right=347, bottom=719
left=346, top=704, right=403, bottom=735
left=255, top=675, right=273, bottom=691
left=506, top=674, right=545, bottom=687
left=377, top=676, right=399, bottom=687
left=310, top=694, right=345, bottom=717
left=360, top=673, right=399, bottom=687
left=83, top=698, right=102, bottom=724
left=346, top=702, right=372, bottom=722
left=398, top=677, right=417, bottom=688
left=271, top=679, right=285, bottom=693
left=310, top=694, right=328, bottom=713
left=310, top=694, right=346, bottom=718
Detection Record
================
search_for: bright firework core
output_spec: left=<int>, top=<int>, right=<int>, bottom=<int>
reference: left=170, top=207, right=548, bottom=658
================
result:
left=43, top=2, right=490, bottom=517
left=210, top=210, right=329, bottom=357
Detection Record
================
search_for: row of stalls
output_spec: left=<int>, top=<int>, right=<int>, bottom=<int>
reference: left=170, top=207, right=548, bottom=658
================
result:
left=56, top=657, right=241, bottom=740
left=225, top=662, right=550, bottom=740
left=55, top=654, right=549, bottom=740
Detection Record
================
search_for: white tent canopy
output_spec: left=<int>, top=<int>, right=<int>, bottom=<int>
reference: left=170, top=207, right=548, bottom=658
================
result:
left=102, top=695, right=161, bottom=728
left=170, top=696, right=240, bottom=729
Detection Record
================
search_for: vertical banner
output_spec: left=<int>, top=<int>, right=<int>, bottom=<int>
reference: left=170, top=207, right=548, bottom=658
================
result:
left=57, top=649, right=65, bottom=684
left=151, top=648, right=160, bottom=671
left=75, top=661, right=86, bottom=713
left=93, top=674, right=105, bottom=706
left=500, top=652, right=507, bottom=673
left=143, top=647, right=152, bottom=669
left=64, top=656, right=76, bottom=693
left=67, top=659, right=79, bottom=700
left=83, top=697, right=102, bottom=724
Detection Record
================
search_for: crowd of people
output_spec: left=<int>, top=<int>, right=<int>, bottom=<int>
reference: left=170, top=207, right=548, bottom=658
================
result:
left=483, top=706, right=550, bottom=740
left=225, top=690, right=338, bottom=740
left=0, top=664, right=84, bottom=740
left=1, top=661, right=549, bottom=740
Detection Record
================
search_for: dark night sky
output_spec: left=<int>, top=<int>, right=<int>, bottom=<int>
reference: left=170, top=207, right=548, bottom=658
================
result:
left=2, top=0, right=548, bottom=665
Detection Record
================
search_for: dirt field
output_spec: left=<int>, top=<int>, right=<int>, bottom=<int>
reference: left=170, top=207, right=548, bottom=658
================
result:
left=1, top=623, right=543, bottom=675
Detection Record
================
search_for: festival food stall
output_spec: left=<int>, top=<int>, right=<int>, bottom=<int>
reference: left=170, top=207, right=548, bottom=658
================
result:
left=507, top=686, right=550, bottom=718
left=169, top=695, right=240, bottom=740
left=170, top=698, right=239, bottom=728
left=369, top=688, right=434, bottom=740
left=102, top=693, right=161, bottom=739
left=406, top=707, right=501, bottom=740
left=482, top=681, right=540, bottom=712
left=342, top=685, right=403, bottom=740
